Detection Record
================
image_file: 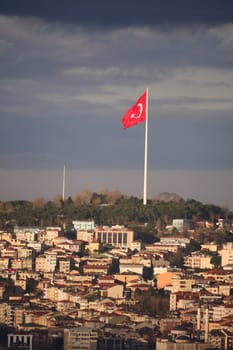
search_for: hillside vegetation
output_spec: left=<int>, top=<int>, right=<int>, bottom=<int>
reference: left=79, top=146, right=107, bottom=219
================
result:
left=0, top=191, right=231, bottom=233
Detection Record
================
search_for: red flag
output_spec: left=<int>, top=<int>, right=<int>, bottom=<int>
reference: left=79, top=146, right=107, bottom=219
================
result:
left=121, top=91, right=147, bottom=129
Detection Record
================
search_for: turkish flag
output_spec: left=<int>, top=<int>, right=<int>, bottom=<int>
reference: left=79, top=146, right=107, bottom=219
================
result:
left=121, top=91, right=147, bottom=129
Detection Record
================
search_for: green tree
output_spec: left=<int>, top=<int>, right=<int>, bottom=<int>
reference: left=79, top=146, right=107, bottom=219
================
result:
left=210, top=255, right=222, bottom=268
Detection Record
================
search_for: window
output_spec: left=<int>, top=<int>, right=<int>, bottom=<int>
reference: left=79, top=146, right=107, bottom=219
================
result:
left=108, top=232, right=112, bottom=244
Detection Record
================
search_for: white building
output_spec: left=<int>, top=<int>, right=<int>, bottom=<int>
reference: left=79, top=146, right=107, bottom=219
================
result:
left=160, top=237, right=190, bottom=247
left=73, top=220, right=95, bottom=232
left=172, top=219, right=194, bottom=232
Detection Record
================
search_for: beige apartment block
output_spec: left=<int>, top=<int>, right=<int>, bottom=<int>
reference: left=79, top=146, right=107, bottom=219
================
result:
left=219, top=242, right=233, bottom=267
left=0, top=257, right=9, bottom=270
left=171, top=275, right=195, bottom=293
left=184, top=253, right=214, bottom=270
left=77, top=230, right=94, bottom=243
left=35, top=255, right=46, bottom=272
left=201, top=243, right=218, bottom=252
left=15, top=230, right=36, bottom=242
left=1, top=247, right=17, bottom=259
left=11, top=257, right=33, bottom=270
left=17, top=247, right=34, bottom=258
left=59, top=259, right=71, bottom=273
left=88, top=241, right=101, bottom=253
left=104, top=284, right=124, bottom=299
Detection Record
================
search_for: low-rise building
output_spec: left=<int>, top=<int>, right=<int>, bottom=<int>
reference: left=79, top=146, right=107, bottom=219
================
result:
left=64, top=327, right=98, bottom=350
left=184, top=253, right=214, bottom=270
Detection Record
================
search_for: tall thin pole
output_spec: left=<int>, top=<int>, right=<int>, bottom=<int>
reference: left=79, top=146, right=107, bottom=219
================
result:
left=143, top=87, right=149, bottom=205
left=204, top=304, right=209, bottom=343
left=62, top=165, right=66, bottom=201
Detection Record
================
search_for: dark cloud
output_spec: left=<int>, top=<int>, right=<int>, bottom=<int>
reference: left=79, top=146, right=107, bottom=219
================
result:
left=0, top=0, right=233, bottom=28
left=156, top=96, right=233, bottom=107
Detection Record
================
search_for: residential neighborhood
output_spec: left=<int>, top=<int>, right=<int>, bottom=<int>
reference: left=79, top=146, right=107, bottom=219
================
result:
left=0, top=216, right=233, bottom=349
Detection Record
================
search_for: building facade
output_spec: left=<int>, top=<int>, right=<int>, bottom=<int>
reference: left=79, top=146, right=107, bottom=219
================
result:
left=94, top=226, right=134, bottom=248
left=64, top=327, right=98, bottom=350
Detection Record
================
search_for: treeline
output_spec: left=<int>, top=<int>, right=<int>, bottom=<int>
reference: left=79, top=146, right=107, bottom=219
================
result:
left=0, top=190, right=232, bottom=231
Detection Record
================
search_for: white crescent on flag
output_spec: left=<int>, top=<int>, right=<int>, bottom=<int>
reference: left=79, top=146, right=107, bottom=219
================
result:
left=130, top=103, right=143, bottom=119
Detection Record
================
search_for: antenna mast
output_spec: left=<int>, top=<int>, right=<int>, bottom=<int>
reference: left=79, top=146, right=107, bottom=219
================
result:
left=62, top=165, right=66, bottom=201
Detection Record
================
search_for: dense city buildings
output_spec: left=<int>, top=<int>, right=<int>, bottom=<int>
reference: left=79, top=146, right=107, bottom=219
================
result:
left=0, top=217, right=233, bottom=349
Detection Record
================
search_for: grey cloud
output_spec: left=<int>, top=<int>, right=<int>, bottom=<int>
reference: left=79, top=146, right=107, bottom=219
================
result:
left=155, top=96, right=233, bottom=107
left=1, top=20, right=233, bottom=86
left=1, top=18, right=232, bottom=93
left=1, top=15, right=233, bottom=181
left=0, top=0, right=233, bottom=28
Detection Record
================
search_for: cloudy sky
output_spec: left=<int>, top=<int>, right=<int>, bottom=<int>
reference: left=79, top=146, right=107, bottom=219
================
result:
left=0, top=1, right=233, bottom=208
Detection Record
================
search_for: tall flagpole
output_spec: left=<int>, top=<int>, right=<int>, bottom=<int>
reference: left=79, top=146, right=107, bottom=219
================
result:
left=62, top=165, right=66, bottom=201
left=143, top=88, right=149, bottom=205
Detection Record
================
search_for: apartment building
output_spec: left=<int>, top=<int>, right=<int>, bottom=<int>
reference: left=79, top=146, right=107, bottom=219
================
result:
left=119, top=262, right=144, bottom=275
left=17, top=247, right=34, bottom=259
left=170, top=291, right=199, bottom=311
left=36, top=253, right=57, bottom=273
left=171, top=275, right=195, bottom=293
left=0, top=257, right=9, bottom=270
left=15, top=229, right=36, bottom=243
left=212, top=304, right=233, bottom=321
left=219, top=242, right=233, bottom=267
left=184, top=253, right=214, bottom=270
left=145, top=243, right=180, bottom=254
left=1, top=247, right=17, bottom=259
left=77, top=230, right=94, bottom=243
left=59, top=258, right=71, bottom=273
left=0, top=302, right=15, bottom=327
left=11, top=257, right=33, bottom=270
left=201, top=243, right=218, bottom=252
left=64, top=327, right=98, bottom=350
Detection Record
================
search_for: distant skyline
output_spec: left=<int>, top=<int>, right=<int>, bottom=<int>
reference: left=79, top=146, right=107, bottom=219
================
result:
left=0, top=1, right=233, bottom=209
